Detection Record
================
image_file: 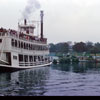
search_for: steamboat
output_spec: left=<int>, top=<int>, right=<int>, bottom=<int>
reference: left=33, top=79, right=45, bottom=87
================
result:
left=0, top=11, right=52, bottom=72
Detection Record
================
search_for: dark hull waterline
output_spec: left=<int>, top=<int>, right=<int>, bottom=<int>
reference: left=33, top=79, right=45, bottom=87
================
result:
left=0, top=62, right=52, bottom=73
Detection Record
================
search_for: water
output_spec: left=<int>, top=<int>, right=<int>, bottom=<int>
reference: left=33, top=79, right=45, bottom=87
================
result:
left=0, top=63, right=100, bottom=96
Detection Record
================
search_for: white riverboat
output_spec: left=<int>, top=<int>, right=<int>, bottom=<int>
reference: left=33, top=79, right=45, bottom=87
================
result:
left=0, top=11, right=52, bottom=72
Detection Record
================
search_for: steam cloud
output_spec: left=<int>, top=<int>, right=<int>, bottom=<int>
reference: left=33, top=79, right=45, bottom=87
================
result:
left=22, top=0, right=41, bottom=19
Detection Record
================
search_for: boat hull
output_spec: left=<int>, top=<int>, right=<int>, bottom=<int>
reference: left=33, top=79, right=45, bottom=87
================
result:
left=0, top=62, right=52, bottom=72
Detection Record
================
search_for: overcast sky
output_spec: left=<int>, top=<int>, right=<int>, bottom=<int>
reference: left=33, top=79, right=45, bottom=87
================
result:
left=0, top=0, right=100, bottom=44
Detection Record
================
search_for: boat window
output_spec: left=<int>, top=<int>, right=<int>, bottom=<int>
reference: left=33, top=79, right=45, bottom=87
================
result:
left=24, top=43, right=26, bottom=49
left=33, top=45, right=35, bottom=50
left=0, top=39, right=2, bottom=43
left=29, top=44, right=31, bottom=50
left=30, top=44, right=32, bottom=50
left=29, top=56, right=33, bottom=62
left=15, top=40, right=17, bottom=47
left=18, top=41, right=21, bottom=48
left=26, top=43, right=28, bottom=50
left=37, top=46, right=39, bottom=50
left=40, top=46, right=42, bottom=50
left=34, top=56, right=37, bottom=62
left=38, top=56, right=41, bottom=61
left=2, top=33, right=5, bottom=36
left=21, top=42, right=23, bottom=48
left=19, top=55, right=23, bottom=62
left=24, top=55, right=28, bottom=62
left=32, top=44, right=35, bottom=50
left=13, top=56, right=17, bottom=60
left=11, top=39, right=14, bottom=46
left=34, top=45, right=37, bottom=50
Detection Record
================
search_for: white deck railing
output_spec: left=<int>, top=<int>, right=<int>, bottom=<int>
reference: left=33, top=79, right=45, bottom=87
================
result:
left=19, top=61, right=50, bottom=67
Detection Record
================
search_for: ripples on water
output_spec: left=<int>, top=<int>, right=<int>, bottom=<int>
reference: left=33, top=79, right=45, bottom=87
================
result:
left=0, top=62, right=100, bottom=96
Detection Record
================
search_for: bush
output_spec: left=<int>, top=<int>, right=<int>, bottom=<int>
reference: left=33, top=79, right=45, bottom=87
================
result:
left=53, top=59, right=57, bottom=64
left=59, top=57, right=71, bottom=64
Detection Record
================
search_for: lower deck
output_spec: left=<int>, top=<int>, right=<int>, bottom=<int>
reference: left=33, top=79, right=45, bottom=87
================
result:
left=0, top=52, right=51, bottom=68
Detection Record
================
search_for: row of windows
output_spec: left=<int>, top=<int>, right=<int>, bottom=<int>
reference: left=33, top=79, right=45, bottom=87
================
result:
left=11, top=39, right=49, bottom=51
left=19, top=55, right=45, bottom=62
left=0, top=32, right=6, bottom=36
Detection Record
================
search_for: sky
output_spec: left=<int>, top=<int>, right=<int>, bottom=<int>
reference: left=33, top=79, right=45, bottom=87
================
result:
left=0, top=0, right=100, bottom=44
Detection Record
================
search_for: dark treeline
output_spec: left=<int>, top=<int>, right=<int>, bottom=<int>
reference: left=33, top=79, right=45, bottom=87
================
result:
left=49, top=42, right=69, bottom=53
left=49, top=41, right=100, bottom=55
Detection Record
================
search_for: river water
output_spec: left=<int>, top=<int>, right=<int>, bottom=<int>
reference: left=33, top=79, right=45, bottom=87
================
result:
left=0, top=62, right=100, bottom=96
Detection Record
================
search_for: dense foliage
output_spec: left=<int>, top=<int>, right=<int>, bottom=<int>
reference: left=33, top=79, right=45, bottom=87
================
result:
left=49, top=42, right=69, bottom=53
left=49, top=41, right=100, bottom=55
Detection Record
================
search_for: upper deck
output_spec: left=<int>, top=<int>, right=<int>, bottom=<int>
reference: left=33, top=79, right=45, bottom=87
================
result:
left=0, top=27, right=47, bottom=45
left=0, top=27, right=49, bottom=56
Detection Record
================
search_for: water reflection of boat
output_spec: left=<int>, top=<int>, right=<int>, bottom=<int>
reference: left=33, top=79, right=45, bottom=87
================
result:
left=0, top=67, right=50, bottom=96
left=11, top=67, right=50, bottom=85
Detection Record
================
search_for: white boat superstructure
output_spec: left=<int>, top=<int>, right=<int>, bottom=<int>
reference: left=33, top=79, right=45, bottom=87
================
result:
left=0, top=11, right=52, bottom=71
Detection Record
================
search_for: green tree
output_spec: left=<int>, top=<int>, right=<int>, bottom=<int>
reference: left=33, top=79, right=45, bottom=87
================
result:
left=90, top=47, right=100, bottom=56
left=49, top=43, right=56, bottom=52
left=55, top=42, right=69, bottom=53
left=86, top=41, right=94, bottom=53
left=94, top=42, right=100, bottom=52
left=73, top=42, right=87, bottom=53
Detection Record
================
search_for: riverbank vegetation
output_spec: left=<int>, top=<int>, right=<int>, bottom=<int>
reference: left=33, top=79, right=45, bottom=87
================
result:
left=49, top=41, right=100, bottom=55
left=49, top=41, right=100, bottom=64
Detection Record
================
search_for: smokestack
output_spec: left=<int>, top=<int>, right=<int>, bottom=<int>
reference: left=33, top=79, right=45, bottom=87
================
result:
left=24, top=19, right=27, bottom=25
left=40, top=10, right=44, bottom=39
